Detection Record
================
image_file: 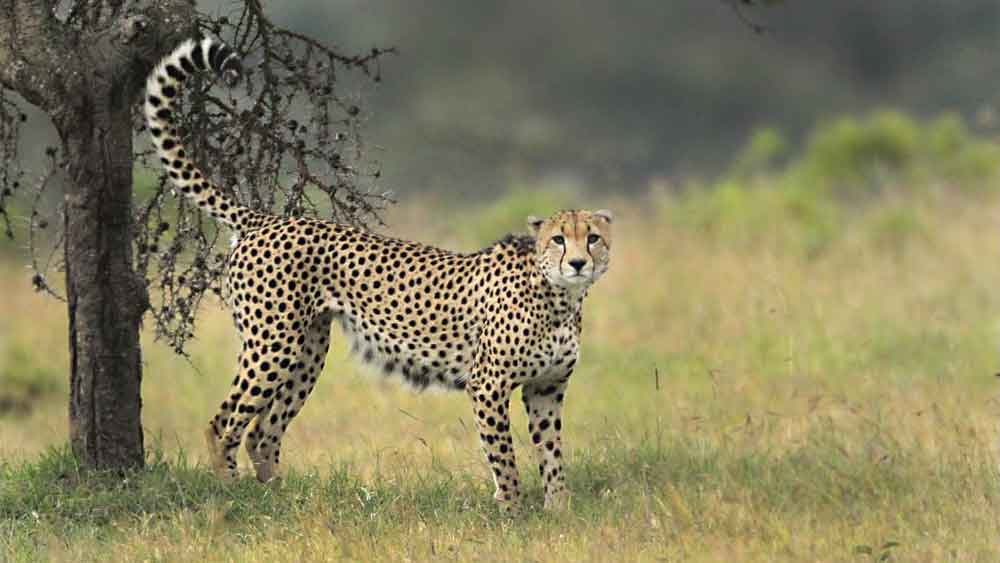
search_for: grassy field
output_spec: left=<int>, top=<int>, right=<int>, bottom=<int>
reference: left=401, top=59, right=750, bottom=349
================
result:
left=2, top=182, right=1000, bottom=560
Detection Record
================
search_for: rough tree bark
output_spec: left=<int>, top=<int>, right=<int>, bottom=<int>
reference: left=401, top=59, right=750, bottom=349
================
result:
left=59, top=89, right=149, bottom=470
left=1, top=0, right=197, bottom=470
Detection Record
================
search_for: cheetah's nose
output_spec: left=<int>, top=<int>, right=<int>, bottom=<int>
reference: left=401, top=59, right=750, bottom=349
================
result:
left=568, top=259, right=586, bottom=273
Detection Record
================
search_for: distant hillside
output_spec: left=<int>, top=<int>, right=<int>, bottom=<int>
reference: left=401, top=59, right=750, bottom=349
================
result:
left=257, top=0, right=1000, bottom=196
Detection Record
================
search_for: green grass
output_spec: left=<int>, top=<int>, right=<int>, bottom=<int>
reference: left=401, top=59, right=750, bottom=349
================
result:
left=3, top=188, right=1000, bottom=559
left=3, top=420, right=996, bottom=562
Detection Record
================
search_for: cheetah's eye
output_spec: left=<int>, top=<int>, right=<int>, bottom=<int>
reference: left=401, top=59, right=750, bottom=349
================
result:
left=551, top=235, right=565, bottom=245
left=587, top=234, right=601, bottom=245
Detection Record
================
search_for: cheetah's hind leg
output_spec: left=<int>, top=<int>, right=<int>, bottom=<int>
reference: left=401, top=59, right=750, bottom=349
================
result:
left=205, top=415, right=234, bottom=481
left=208, top=335, right=305, bottom=483
left=245, top=311, right=333, bottom=483
left=205, top=353, right=256, bottom=481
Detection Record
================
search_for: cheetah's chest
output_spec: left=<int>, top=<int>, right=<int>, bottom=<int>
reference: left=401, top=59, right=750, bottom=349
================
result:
left=531, top=322, right=580, bottom=381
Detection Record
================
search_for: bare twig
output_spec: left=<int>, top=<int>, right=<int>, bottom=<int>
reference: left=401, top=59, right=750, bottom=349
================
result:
left=127, top=4, right=397, bottom=351
left=27, top=148, right=65, bottom=302
left=724, top=0, right=773, bottom=35
left=7, top=0, right=396, bottom=355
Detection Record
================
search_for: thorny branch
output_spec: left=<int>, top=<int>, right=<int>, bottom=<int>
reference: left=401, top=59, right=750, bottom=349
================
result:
left=27, top=147, right=64, bottom=302
left=3, top=0, right=395, bottom=355
left=131, top=3, right=395, bottom=353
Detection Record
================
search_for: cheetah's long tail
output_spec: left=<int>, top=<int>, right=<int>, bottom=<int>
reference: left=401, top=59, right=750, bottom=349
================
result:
left=144, top=38, right=266, bottom=234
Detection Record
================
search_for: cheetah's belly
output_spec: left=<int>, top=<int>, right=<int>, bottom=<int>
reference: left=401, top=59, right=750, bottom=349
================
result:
left=333, top=309, right=476, bottom=391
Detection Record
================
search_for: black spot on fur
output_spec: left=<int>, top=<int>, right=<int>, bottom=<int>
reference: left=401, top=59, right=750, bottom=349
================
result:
left=213, top=45, right=233, bottom=70
left=207, top=43, right=221, bottom=69
left=192, top=44, right=207, bottom=69
left=164, top=64, right=186, bottom=82
left=479, top=234, right=536, bottom=256
left=179, top=56, right=196, bottom=75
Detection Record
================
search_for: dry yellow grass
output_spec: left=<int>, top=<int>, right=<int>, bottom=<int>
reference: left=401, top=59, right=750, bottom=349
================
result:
left=1, top=193, right=999, bottom=561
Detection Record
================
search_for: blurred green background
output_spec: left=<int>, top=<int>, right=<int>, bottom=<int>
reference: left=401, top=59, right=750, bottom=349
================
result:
left=259, top=0, right=1000, bottom=196
left=4, top=4, right=1000, bottom=560
left=7, top=1, right=1000, bottom=202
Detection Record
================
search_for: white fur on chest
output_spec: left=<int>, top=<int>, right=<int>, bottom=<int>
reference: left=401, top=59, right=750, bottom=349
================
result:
left=532, top=322, right=580, bottom=380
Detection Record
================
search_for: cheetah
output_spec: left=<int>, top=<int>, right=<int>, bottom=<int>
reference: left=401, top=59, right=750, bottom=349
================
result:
left=144, top=38, right=613, bottom=511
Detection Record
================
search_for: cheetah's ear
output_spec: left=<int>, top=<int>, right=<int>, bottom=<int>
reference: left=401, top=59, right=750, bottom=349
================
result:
left=526, top=215, right=544, bottom=236
left=593, top=209, right=614, bottom=224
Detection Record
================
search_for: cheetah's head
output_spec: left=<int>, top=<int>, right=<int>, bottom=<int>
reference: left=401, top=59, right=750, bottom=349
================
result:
left=527, top=209, right=613, bottom=289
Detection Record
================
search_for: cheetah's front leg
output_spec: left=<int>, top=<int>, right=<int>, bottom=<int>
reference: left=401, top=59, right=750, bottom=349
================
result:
left=468, top=378, right=521, bottom=512
left=523, top=379, right=571, bottom=510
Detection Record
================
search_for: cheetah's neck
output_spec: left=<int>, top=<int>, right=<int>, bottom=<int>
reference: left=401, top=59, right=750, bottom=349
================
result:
left=533, top=274, right=587, bottom=329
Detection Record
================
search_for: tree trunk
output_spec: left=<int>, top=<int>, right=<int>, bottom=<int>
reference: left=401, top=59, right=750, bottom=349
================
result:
left=60, top=85, right=149, bottom=471
left=2, top=0, right=198, bottom=472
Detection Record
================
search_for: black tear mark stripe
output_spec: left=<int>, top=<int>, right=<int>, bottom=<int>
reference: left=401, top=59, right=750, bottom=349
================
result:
left=586, top=229, right=594, bottom=262
left=558, top=225, right=567, bottom=272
